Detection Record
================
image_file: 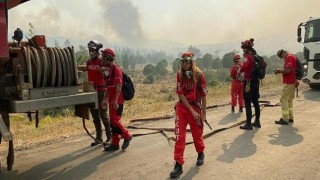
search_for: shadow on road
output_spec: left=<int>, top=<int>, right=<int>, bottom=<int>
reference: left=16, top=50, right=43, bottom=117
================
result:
left=302, top=89, right=320, bottom=102
left=180, top=165, right=200, bottom=179
left=268, top=124, right=304, bottom=146
left=217, top=129, right=258, bottom=163
left=0, top=145, right=124, bottom=180
left=218, top=113, right=241, bottom=125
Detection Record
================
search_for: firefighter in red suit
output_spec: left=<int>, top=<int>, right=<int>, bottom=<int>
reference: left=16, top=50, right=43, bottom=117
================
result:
left=274, top=49, right=297, bottom=125
left=230, top=54, right=244, bottom=113
left=101, top=48, right=133, bottom=151
left=239, top=38, right=261, bottom=130
left=170, top=52, right=207, bottom=178
left=82, top=40, right=112, bottom=146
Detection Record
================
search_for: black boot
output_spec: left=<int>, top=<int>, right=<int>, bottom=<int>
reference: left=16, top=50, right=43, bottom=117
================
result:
left=170, top=162, right=183, bottom=178
left=239, top=107, right=243, bottom=113
left=240, top=123, right=253, bottom=130
left=103, top=119, right=112, bottom=143
left=104, top=145, right=120, bottom=151
left=106, top=130, right=112, bottom=144
left=122, top=135, right=133, bottom=150
left=275, top=118, right=289, bottom=125
left=91, top=137, right=103, bottom=146
left=196, top=152, right=204, bottom=166
left=105, top=135, right=112, bottom=145
left=231, top=106, right=235, bottom=113
left=252, top=120, right=261, bottom=128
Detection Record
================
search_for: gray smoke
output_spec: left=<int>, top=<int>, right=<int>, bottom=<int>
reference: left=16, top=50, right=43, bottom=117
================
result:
left=99, top=0, right=145, bottom=45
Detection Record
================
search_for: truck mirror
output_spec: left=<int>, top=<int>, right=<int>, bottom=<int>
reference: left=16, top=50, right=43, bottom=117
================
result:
left=297, top=37, right=302, bottom=43
left=297, top=27, right=302, bottom=42
left=297, top=27, right=301, bottom=36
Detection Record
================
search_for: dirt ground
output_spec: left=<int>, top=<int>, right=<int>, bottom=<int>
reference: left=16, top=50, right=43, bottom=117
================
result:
left=0, top=87, right=320, bottom=180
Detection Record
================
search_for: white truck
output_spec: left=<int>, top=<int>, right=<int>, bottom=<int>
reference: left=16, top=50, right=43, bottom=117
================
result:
left=297, top=17, right=320, bottom=89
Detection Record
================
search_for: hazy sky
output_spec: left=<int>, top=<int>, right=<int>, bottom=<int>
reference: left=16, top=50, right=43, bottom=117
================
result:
left=7, top=0, right=320, bottom=55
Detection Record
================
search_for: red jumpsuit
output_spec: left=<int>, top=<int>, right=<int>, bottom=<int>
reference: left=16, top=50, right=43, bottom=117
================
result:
left=106, top=64, right=131, bottom=147
left=174, top=72, right=207, bottom=165
left=230, top=63, right=244, bottom=108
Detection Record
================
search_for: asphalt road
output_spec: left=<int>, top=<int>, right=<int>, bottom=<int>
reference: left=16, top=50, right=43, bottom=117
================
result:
left=1, top=88, right=320, bottom=180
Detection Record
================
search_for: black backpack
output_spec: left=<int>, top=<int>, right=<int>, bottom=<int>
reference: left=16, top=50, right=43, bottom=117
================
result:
left=122, top=72, right=135, bottom=101
left=109, top=67, right=135, bottom=101
left=295, top=57, right=304, bottom=80
left=252, top=55, right=267, bottom=80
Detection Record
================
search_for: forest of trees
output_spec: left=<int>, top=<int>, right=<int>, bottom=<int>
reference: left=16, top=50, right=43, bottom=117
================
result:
left=73, top=43, right=305, bottom=86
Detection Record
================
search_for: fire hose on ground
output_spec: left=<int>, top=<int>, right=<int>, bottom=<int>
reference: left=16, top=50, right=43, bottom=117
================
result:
left=82, top=101, right=280, bottom=147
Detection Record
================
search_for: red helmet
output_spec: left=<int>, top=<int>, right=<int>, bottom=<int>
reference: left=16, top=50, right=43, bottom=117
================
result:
left=233, top=54, right=241, bottom=61
left=241, top=38, right=254, bottom=49
left=181, top=52, right=194, bottom=61
left=101, top=48, right=116, bottom=57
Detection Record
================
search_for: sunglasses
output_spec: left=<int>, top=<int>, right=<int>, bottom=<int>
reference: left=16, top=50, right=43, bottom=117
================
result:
left=89, top=48, right=98, bottom=52
left=180, top=59, right=191, bottom=64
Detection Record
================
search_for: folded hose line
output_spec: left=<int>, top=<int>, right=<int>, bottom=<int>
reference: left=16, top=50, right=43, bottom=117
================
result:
left=83, top=101, right=280, bottom=146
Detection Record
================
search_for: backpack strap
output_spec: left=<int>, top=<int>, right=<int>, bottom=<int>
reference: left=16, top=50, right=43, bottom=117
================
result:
left=196, top=72, right=202, bottom=103
left=235, top=64, right=240, bottom=80
left=111, top=65, right=123, bottom=80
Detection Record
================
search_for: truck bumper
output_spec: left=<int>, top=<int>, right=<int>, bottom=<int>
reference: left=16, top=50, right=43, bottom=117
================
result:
left=8, top=92, right=97, bottom=113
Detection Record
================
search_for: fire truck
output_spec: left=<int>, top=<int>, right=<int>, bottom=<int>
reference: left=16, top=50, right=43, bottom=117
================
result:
left=0, top=0, right=97, bottom=171
left=297, top=17, right=320, bottom=89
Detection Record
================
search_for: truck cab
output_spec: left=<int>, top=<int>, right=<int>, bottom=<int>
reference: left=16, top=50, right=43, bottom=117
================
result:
left=297, top=17, right=320, bottom=89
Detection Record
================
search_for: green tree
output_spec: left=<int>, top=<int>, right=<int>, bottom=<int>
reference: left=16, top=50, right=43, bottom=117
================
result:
left=159, top=59, right=168, bottom=68
left=195, top=57, right=205, bottom=71
left=122, top=54, right=129, bottom=70
left=212, top=58, right=222, bottom=71
left=75, top=45, right=89, bottom=64
left=216, top=68, right=231, bottom=82
left=202, top=53, right=213, bottom=71
left=222, top=52, right=235, bottom=69
left=129, top=55, right=136, bottom=69
left=143, top=64, right=155, bottom=76
left=203, top=71, right=218, bottom=87
left=155, top=60, right=168, bottom=78
left=187, top=45, right=202, bottom=58
left=172, top=58, right=180, bottom=73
